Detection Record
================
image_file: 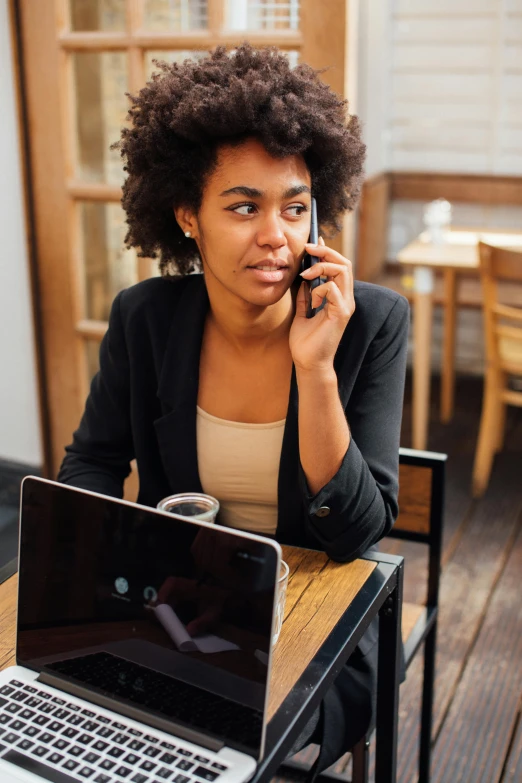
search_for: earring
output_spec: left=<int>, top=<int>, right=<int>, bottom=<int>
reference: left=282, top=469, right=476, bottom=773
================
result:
left=185, top=231, right=192, bottom=238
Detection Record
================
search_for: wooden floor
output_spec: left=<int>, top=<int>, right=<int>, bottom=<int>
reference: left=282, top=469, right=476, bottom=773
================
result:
left=281, top=372, right=522, bottom=783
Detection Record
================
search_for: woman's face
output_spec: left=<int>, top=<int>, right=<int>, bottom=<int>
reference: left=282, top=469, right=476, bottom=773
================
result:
left=178, top=138, right=312, bottom=309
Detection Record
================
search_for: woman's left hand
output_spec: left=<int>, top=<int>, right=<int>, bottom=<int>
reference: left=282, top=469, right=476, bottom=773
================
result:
left=289, top=237, right=355, bottom=373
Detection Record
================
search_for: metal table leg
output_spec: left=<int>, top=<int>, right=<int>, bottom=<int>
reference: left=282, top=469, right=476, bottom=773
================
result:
left=374, top=561, right=404, bottom=783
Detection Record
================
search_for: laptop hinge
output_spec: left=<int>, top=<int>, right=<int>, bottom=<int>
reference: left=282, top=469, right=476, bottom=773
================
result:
left=37, top=671, right=224, bottom=753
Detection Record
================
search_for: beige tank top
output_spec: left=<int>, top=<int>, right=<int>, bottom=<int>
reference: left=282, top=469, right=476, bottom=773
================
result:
left=196, top=406, right=286, bottom=535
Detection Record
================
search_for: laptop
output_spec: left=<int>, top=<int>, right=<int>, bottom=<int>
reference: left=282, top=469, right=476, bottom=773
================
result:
left=0, top=477, right=282, bottom=783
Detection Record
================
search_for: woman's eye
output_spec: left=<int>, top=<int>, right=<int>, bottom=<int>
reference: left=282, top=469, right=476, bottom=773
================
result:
left=228, top=202, right=308, bottom=217
left=231, top=203, right=258, bottom=216
left=285, top=204, right=308, bottom=217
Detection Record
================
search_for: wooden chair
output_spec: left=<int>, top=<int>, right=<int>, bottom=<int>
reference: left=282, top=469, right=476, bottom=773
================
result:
left=382, top=447, right=446, bottom=783
left=280, top=447, right=447, bottom=783
left=472, top=242, right=522, bottom=497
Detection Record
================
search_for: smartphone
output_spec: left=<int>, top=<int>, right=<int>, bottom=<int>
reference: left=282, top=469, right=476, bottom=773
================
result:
left=302, top=197, right=321, bottom=318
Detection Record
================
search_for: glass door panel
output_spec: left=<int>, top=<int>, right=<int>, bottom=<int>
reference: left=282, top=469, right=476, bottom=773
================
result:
left=285, top=50, right=299, bottom=68
left=69, top=0, right=127, bottom=31
left=143, top=0, right=209, bottom=30
left=226, top=0, right=300, bottom=31
left=79, top=201, right=137, bottom=322
left=85, top=340, right=102, bottom=381
left=72, top=52, right=129, bottom=185
left=19, top=0, right=327, bottom=475
left=145, top=49, right=207, bottom=77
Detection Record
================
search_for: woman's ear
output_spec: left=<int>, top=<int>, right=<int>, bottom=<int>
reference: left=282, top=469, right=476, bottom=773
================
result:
left=174, top=206, right=198, bottom=240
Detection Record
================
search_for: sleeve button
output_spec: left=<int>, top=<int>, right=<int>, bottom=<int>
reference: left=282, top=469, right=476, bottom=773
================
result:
left=315, top=506, right=331, bottom=518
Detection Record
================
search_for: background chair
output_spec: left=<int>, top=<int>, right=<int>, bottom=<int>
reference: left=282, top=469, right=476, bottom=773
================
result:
left=472, top=242, right=522, bottom=497
left=280, top=447, right=447, bottom=783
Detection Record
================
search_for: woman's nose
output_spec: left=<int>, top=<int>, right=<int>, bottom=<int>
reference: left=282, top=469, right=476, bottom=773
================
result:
left=256, top=212, right=287, bottom=249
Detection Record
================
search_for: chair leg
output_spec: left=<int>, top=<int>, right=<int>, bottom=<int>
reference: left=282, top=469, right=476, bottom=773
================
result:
left=441, top=269, right=457, bottom=424
left=418, top=622, right=437, bottom=783
left=472, top=375, right=499, bottom=497
left=495, top=401, right=506, bottom=453
left=494, top=372, right=507, bottom=452
left=351, top=736, right=369, bottom=783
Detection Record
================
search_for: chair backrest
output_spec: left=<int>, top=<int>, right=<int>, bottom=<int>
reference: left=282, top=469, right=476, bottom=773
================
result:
left=389, top=448, right=447, bottom=779
left=478, top=241, right=522, bottom=376
left=389, top=448, right=447, bottom=611
left=478, top=240, right=522, bottom=282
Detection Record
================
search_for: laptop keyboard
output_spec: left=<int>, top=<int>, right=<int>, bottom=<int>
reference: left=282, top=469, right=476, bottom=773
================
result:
left=46, top=652, right=262, bottom=744
left=0, top=679, right=231, bottom=783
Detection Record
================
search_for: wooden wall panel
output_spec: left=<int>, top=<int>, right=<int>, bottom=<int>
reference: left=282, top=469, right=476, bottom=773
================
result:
left=390, top=173, right=522, bottom=205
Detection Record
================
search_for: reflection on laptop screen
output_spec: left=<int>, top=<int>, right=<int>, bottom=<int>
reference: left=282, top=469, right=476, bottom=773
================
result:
left=17, top=478, right=280, bottom=758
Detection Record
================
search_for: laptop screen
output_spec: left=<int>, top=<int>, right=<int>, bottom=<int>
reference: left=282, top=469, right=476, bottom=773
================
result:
left=17, top=478, right=280, bottom=759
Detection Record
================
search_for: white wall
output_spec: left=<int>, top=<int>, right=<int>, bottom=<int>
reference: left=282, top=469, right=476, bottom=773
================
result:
left=386, top=0, right=522, bottom=255
left=357, top=0, right=392, bottom=177
left=359, top=0, right=522, bottom=374
left=0, top=0, right=42, bottom=466
left=389, top=0, right=522, bottom=174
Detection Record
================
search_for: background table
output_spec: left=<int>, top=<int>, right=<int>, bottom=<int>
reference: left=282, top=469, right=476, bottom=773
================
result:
left=0, top=547, right=404, bottom=783
left=397, top=227, right=522, bottom=450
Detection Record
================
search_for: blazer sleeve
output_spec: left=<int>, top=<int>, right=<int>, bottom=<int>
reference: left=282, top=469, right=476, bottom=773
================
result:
left=57, top=290, right=134, bottom=497
left=298, top=295, right=410, bottom=562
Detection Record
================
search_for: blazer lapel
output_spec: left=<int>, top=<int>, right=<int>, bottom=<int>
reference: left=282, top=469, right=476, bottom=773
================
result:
left=154, top=275, right=209, bottom=494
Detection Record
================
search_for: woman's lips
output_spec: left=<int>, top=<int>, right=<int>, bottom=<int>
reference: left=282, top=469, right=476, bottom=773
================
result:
left=247, top=266, right=289, bottom=283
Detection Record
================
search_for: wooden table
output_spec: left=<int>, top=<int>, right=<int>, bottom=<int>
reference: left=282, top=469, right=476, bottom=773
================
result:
left=254, top=547, right=404, bottom=783
left=397, top=227, right=522, bottom=451
left=0, top=547, right=404, bottom=783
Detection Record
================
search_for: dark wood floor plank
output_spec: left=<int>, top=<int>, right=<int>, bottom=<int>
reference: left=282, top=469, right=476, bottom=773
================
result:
left=380, top=538, right=427, bottom=606
left=503, top=709, right=522, bottom=783
left=431, top=519, right=522, bottom=783
left=420, top=452, right=520, bottom=725
left=378, top=448, right=522, bottom=783
left=439, top=455, right=475, bottom=560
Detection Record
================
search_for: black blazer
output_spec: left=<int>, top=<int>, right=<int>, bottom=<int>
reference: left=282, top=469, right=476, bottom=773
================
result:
left=58, top=275, right=408, bottom=561
left=58, top=273, right=409, bottom=565
left=58, top=274, right=409, bottom=763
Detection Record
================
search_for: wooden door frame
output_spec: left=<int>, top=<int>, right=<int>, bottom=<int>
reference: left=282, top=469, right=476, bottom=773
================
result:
left=13, top=0, right=352, bottom=477
left=8, top=0, right=55, bottom=477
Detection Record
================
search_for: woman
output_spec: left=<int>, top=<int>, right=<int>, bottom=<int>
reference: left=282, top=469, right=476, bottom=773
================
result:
left=58, top=44, right=409, bottom=771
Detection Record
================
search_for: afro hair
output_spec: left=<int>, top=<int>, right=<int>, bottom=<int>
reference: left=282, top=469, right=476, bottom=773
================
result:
left=113, top=43, right=366, bottom=276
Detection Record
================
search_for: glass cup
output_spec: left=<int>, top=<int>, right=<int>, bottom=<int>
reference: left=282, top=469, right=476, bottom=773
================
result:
left=156, top=492, right=220, bottom=523
left=273, top=560, right=290, bottom=645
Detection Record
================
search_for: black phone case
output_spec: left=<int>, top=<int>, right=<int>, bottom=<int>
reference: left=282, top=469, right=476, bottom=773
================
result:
left=303, top=197, right=320, bottom=318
